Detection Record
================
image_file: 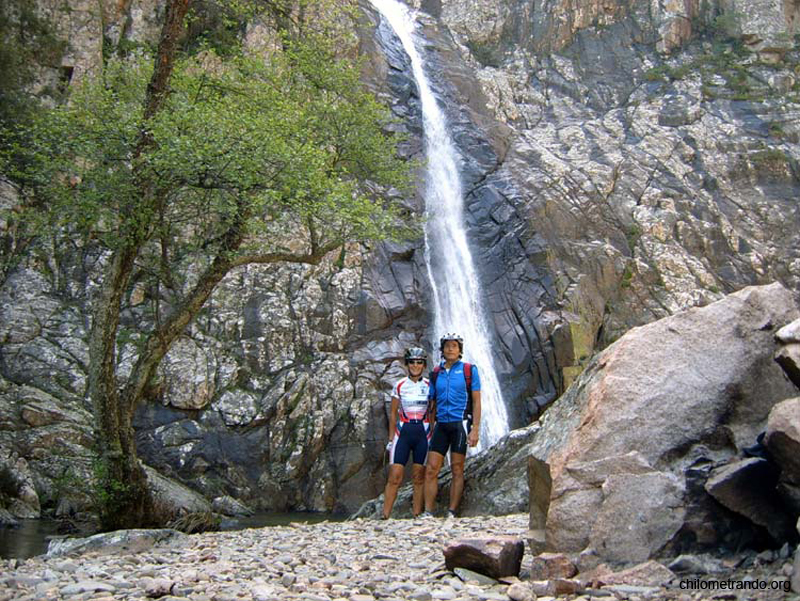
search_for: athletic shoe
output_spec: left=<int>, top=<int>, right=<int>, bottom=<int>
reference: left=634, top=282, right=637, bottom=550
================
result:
left=446, top=509, right=457, bottom=519
left=417, top=511, right=434, bottom=519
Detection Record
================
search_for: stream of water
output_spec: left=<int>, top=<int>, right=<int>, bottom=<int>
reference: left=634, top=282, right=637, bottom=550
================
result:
left=369, top=0, right=509, bottom=449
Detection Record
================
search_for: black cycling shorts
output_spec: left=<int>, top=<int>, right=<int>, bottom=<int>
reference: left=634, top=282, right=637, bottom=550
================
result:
left=430, top=420, right=471, bottom=456
left=391, top=422, right=429, bottom=466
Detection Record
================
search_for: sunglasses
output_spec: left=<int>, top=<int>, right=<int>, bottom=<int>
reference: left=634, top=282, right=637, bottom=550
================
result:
left=408, top=360, right=425, bottom=365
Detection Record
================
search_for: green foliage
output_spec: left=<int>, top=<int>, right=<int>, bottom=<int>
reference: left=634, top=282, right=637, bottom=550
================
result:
left=767, top=121, right=788, bottom=139
left=91, top=456, right=130, bottom=516
left=1, top=1, right=414, bottom=530
left=620, top=264, right=634, bottom=289
left=645, top=35, right=800, bottom=104
left=644, top=65, right=671, bottom=82
left=625, top=225, right=641, bottom=253
left=50, top=465, right=85, bottom=503
left=0, top=0, right=66, bottom=286
left=466, top=40, right=502, bottom=68
left=710, top=13, right=740, bottom=41
left=750, top=148, right=792, bottom=171
left=4, top=32, right=414, bottom=263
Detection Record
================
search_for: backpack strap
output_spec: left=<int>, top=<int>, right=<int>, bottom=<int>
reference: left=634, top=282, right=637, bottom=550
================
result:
left=428, top=366, right=441, bottom=422
left=463, top=362, right=473, bottom=420
left=429, top=365, right=442, bottom=400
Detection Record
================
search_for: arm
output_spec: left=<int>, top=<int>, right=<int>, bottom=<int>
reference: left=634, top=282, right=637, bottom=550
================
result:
left=388, top=396, right=399, bottom=441
left=468, top=390, right=481, bottom=447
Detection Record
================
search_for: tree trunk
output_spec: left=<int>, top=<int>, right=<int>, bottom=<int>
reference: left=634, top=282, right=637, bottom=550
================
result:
left=88, top=246, right=156, bottom=530
left=88, top=0, right=192, bottom=531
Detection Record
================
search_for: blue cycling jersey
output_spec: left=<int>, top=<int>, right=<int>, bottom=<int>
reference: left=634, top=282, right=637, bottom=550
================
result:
left=428, top=360, right=481, bottom=422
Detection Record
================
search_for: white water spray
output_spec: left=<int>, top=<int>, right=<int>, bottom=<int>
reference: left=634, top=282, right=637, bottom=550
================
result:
left=369, top=0, right=509, bottom=449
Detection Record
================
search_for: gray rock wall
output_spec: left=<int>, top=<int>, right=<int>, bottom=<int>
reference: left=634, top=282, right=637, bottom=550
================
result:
left=2, top=0, right=800, bottom=517
left=426, top=0, right=800, bottom=382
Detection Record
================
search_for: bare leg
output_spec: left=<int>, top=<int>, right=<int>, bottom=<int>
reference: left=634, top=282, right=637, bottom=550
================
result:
left=449, top=452, right=466, bottom=512
left=411, top=464, right=425, bottom=516
left=424, top=451, right=445, bottom=512
left=382, top=464, right=404, bottom=519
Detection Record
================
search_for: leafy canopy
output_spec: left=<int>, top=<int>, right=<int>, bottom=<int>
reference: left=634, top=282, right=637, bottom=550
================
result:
left=4, top=26, right=414, bottom=265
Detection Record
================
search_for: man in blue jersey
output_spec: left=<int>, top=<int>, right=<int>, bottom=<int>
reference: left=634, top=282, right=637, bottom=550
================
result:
left=422, top=333, right=481, bottom=517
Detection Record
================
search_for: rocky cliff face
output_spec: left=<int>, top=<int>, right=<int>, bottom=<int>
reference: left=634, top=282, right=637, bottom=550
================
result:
left=412, top=0, right=800, bottom=384
left=1, top=0, right=799, bottom=517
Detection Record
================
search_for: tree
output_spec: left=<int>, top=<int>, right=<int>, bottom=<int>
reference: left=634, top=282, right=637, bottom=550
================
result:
left=0, top=0, right=65, bottom=285
left=2, top=0, right=412, bottom=530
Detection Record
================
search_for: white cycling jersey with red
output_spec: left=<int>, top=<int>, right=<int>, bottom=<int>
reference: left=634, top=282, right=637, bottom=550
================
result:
left=392, top=377, right=431, bottom=429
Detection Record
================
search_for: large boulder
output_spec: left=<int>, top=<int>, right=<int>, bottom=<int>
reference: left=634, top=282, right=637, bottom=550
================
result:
left=542, top=283, right=799, bottom=564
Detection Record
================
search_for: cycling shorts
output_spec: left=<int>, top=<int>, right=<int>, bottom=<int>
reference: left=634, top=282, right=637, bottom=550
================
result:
left=430, top=420, right=471, bottom=456
left=390, top=422, right=429, bottom=466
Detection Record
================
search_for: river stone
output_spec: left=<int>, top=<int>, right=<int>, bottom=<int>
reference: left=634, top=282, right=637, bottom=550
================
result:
left=600, top=560, right=676, bottom=587
left=775, top=345, right=800, bottom=389
left=776, top=319, right=800, bottom=344
left=506, top=582, right=532, bottom=601
left=145, top=465, right=211, bottom=517
left=775, top=315, right=800, bottom=386
left=529, top=553, right=576, bottom=580
left=46, top=528, right=189, bottom=557
left=667, top=554, right=727, bottom=575
left=444, top=537, right=524, bottom=579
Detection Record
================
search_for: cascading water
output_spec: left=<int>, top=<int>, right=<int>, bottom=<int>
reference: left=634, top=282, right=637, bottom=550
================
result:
left=369, top=0, right=509, bottom=449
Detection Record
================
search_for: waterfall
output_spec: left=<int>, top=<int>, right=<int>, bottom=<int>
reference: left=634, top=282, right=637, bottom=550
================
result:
left=369, top=0, right=509, bottom=449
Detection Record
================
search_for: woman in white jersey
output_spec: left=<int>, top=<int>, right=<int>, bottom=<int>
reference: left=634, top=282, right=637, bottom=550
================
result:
left=382, top=347, right=432, bottom=519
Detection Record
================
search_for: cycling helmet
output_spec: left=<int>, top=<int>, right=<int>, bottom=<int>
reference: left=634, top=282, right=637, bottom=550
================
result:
left=404, top=347, right=428, bottom=364
left=439, top=332, right=464, bottom=357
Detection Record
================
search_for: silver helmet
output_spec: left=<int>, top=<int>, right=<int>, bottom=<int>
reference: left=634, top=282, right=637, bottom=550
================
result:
left=404, top=347, right=428, bottom=364
left=439, top=333, right=464, bottom=357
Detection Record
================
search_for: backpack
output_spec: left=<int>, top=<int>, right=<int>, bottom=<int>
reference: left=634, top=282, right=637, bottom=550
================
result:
left=430, top=362, right=473, bottom=419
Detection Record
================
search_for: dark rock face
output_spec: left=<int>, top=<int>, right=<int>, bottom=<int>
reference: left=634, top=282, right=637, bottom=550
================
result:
left=704, top=458, right=794, bottom=542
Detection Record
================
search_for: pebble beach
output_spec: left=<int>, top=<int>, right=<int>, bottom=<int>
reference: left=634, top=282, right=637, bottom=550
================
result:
left=0, top=513, right=796, bottom=601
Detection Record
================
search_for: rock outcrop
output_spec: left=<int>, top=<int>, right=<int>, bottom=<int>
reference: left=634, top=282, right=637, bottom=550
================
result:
left=535, top=283, right=799, bottom=563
